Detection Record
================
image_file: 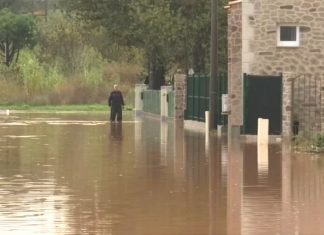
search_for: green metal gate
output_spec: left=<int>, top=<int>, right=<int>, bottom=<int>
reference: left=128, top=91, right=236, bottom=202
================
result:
left=185, top=73, right=227, bottom=125
left=143, top=90, right=161, bottom=115
left=186, top=74, right=209, bottom=121
left=243, top=74, right=282, bottom=135
left=167, top=91, right=175, bottom=118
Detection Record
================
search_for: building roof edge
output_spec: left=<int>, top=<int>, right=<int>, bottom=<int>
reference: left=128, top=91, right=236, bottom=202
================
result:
left=224, top=0, right=242, bottom=9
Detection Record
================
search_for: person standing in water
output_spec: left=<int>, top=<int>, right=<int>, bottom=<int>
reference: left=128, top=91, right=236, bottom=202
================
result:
left=108, top=84, right=125, bottom=122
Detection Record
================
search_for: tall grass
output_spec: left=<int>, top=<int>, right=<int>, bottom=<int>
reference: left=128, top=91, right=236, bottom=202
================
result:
left=0, top=49, right=142, bottom=106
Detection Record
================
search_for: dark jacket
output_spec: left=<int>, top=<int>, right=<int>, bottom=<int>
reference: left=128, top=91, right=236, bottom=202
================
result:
left=108, top=90, right=124, bottom=108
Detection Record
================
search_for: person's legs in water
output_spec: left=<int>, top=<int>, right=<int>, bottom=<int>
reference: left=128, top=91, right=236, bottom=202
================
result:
left=110, top=106, right=117, bottom=122
left=116, top=107, right=123, bottom=122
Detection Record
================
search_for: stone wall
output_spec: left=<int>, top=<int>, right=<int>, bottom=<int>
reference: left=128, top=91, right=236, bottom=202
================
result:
left=227, top=0, right=324, bottom=137
left=248, top=0, right=324, bottom=75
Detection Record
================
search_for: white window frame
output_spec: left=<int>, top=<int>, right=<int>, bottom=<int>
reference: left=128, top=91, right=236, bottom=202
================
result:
left=277, top=25, right=300, bottom=47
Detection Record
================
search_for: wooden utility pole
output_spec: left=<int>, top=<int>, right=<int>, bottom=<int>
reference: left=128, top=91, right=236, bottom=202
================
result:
left=209, top=0, right=219, bottom=130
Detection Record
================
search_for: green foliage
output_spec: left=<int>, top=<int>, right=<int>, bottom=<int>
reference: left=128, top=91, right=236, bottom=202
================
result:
left=59, top=0, right=228, bottom=88
left=36, top=10, right=84, bottom=72
left=293, top=135, right=312, bottom=152
left=1, top=0, right=229, bottom=103
left=36, top=10, right=144, bottom=76
left=311, top=134, right=324, bottom=153
left=83, top=26, right=145, bottom=63
left=0, top=0, right=32, bottom=12
left=293, top=133, right=324, bottom=153
left=0, top=48, right=141, bottom=106
left=79, top=46, right=106, bottom=86
left=0, top=8, right=36, bottom=66
left=128, top=0, right=182, bottom=88
left=18, top=49, right=47, bottom=96
left=0, top=0, right=57, bottom=15
left=170, top=0, right=211, bottom=73
left=0, top=70, right=25, bottom=104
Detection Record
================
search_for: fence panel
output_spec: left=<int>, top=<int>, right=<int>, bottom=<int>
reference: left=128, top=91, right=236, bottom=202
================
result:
left=143, top=90, right=161, bottom=115
left=292, top=74, right=323, bottom=137
left=185, top=75, right=209, bottom=121
left=168, top=91, right=175, bottom=118
left=185, top=73, right=227, bottom=124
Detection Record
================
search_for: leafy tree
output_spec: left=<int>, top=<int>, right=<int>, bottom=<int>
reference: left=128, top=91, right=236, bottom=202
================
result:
left=0, top=9, right=36, bottom=66
left=60, top=0, right=228, bottom=88
left=217, top=0, right=228, bottom=74
left=0, top=0, right=57, bottom=14
left=167, top=0, right=210, bottom=74
left=172, top=0, right=228, bottom=74
left=36, top=11, right=85, bottom=72
left=60, top=0, right=180, bottom=89
left=0, top=0, right=34, bottom=13
left=128, top=0, right=182, bottom=88
left=0, top=0, right=22, bottom=11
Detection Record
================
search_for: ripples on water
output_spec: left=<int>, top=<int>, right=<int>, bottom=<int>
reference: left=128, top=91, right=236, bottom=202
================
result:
left=0, top=113, right=324, bottom=234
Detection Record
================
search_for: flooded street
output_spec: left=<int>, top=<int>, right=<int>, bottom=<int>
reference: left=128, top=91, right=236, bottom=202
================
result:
left=0, top=113, right=324, bottom=234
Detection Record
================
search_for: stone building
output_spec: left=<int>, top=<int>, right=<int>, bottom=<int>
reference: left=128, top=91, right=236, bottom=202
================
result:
left=226, top=0, right=324, bottom=139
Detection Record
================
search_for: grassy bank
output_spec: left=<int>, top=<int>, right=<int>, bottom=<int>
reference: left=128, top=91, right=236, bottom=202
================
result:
left=293, top=134, right=324, bottom=154
left=0, top=104, right=134, bottom=113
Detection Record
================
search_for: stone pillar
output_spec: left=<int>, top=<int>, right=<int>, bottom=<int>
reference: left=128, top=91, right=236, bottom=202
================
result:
left=174, top=73, right=187, bottom=120
left=321, top=74, right=324, bottom=133
left=134, top=84, right=148, bottom=114
left=160, top=85, right=173, bottom=120
left=227, top=1, right=243, bottom=137
left=282, top=73, right=294, bottom=142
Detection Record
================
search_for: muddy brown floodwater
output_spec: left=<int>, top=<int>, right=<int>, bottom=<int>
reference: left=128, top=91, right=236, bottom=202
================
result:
left=0, top=113, right=324, bottom=235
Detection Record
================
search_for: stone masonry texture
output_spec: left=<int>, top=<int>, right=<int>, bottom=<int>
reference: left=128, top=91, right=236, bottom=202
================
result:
left=228, top=2, right=243, bottom=127
left=227, top=0, right=324, bottom=137
left=174, top=74, right=187, bottom=120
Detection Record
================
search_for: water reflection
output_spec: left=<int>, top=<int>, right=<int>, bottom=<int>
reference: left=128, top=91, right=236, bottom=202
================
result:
left=288, top=155, right=324, bottom=234
left=0, top=113, right=324, bottom=234
left=110, top=122, right=123, bottom=141
left=242, top=143, right=282, bottom=235
left=227, top=128, right=242, bottom=235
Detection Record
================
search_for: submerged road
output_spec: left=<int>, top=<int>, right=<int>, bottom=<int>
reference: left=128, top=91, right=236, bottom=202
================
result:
left=0, top=113, right=323, bottom=234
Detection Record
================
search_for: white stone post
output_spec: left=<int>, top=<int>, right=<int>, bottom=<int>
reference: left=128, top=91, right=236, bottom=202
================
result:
left=205, top=111, right=210, bottom=147
left=257, top=118, right=269, bottom=174
left=257, top=118, right=269, bottom=145
left=160, top=120, right=168, bottom=166
left=160, top=86, right=173, bottom=120
left=0, top=110, right=10, bottom=115
left=135, top=84, right=148, bottom=114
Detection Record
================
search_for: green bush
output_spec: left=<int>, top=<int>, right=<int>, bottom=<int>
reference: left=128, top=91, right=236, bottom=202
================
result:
left=293, top=133, right=324, bottom=153
left=293, top=135, right=312, bottom=152
left=18, top=49, right=47, bottom=96
left=0, top=10, right=144, bottom=107
left=0, top=79, right=25, bottom=104
left=311, top=134, right=324, bottom=153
